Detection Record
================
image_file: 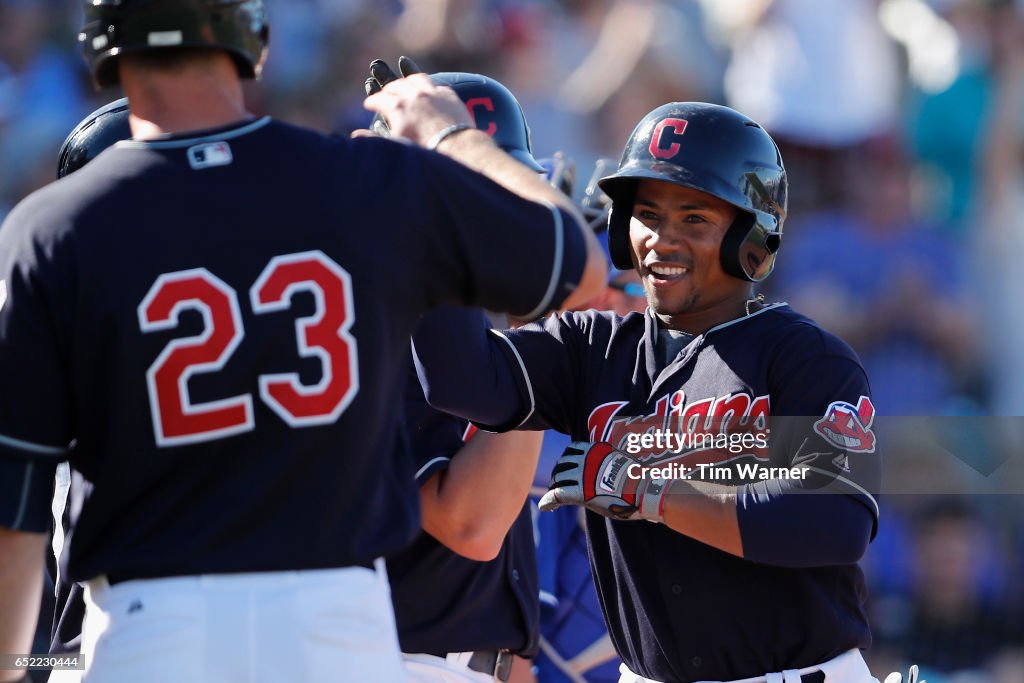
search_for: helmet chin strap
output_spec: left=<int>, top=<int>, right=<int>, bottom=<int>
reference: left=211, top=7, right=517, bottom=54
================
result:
left=744, top=292, right=766, bottom=316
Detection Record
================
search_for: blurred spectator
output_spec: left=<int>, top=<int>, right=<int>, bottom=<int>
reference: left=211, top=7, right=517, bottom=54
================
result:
left=0, top=0, right=90, bottom=218
left=971, top=0, right=1024, bottom=413
left=393, top=0, right=503, bottom=73
left=497, top=0, right=722, bottom=169
left=258, top=0, right=334, bottom=99
left=905, top=0, right=1002, bottom=231
left=580, top=0, right=723, bottom=160
left=724, top=0, right=903, bottom=213
left=767, top=142, right=977, bottom=415
left=261, top=0, right=403, bottom=135
left=491, top=0, right=611, bottom=167
left=868, top=499, right=1024, bottom=681
left=556, top=0, right=722, bottom=115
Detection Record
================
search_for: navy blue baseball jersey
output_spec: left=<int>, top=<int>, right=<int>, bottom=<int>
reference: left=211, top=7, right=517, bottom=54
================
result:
left=387, top=358, right=539, bottom=656
left=0, top=116, right=585, bottom=584
left=415, top=304, right=881, bottom=682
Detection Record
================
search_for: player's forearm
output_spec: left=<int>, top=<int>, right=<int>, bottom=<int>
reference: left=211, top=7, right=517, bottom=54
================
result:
left=413, top=306, right=525, bottom=427
left=433, top=129, right=606, bottom=309
left=421, top=429, right=544, bottom=561
left=660, top=479, right=873, bottom=566
left=736, top=484, right=873, bottom=567
left=659, top=480, right=743, bottom=558
left=0, top=529, right=46, bottom=677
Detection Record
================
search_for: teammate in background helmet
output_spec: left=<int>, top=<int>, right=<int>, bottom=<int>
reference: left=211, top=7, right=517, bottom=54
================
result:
left=366, top=61, right=545, bottom=683
left=412, top=102, right=882, bottom=683
left=370, top=66, right=545, bottom=173
left=0, top=1, right=606, bottom=680
left=56, top=99, right=132, bottom=179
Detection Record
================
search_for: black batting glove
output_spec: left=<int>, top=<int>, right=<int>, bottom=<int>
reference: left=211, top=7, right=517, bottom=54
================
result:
left=365, top=55, right=424, bottom=95
left=364, top=56, right=426, bottom=136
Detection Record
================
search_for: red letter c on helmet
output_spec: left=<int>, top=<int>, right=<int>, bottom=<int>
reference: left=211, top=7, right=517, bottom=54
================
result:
left=649, top=118, right=688, bottom=159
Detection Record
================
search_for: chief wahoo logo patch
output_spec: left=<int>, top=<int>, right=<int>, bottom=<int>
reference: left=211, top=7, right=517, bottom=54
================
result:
left=813, top=396, right=876, bottom=453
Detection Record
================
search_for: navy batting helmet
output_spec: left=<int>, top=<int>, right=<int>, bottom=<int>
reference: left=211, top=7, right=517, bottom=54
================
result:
left=373, top=72, right=544, bottom=173
left=57, top=98, right=132, bottom=179
left=79, top=0, right=269, bottom=89
left=599, top=103, right=787, bottom=282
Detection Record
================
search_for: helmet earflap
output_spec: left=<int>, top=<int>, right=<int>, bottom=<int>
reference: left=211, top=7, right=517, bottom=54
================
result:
left=720, top=211, right=781, bottom=282
left=606, top=183, right=636, bottom=271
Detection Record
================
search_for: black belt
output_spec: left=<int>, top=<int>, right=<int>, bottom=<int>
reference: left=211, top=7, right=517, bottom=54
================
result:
left=466, top=650, right=513, bottom=682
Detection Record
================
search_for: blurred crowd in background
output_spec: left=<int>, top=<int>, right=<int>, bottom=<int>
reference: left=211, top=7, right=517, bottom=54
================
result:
left=3, top=0, right=1023, bottom=681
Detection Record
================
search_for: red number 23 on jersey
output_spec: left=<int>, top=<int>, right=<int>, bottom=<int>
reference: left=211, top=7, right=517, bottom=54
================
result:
left=137, top=250, right=358, bottom=447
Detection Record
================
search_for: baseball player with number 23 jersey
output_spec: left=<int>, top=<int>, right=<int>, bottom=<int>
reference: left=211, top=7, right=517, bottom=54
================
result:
left=0, top=1, right=604, bottom=680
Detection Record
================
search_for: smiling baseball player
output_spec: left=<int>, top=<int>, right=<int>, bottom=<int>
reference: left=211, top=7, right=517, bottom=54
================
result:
left=412, top=102, right=883, bottom=683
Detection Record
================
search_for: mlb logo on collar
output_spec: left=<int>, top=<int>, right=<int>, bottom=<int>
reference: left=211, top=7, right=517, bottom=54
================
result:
left=188, top=142, right=233, bottom=170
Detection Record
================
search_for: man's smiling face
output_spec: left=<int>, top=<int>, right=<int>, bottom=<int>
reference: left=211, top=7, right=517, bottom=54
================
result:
left=629, top=179, right=751, bottom=329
